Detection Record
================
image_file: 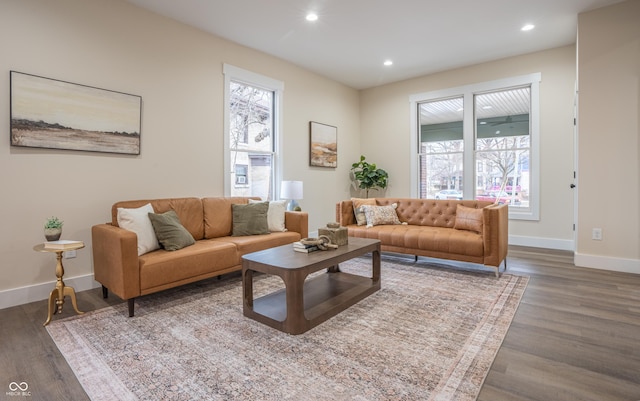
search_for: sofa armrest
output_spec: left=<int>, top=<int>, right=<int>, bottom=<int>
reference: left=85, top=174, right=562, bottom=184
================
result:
left=482, top=204, right=509, bottom=267
left=284, top=211, right=308, bottom=238
left=336, top=200, right=356, bottom=226
left=91, top=223, right=140, bottom=301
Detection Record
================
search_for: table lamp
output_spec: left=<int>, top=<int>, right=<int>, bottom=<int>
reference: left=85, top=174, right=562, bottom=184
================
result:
left=280, top=181, right=303, bottom=211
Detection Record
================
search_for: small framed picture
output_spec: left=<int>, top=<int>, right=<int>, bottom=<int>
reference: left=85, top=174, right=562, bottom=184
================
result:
left=309, top=121, right=337, bottom=168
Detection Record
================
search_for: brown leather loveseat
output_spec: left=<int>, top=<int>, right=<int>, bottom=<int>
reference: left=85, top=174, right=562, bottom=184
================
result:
left=92, top=197, right=308, bottom=316
left=336, top=198, right=508, bottom=276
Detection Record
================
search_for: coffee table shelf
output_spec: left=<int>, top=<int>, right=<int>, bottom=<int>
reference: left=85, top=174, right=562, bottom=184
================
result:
left=242, top=237, right=381, bottom=335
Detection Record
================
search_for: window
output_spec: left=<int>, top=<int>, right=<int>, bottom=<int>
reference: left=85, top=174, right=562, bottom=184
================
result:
left=223, top=65, right=284, bottom=200
left=475, top=87, right=530, bottom=209
left=410, top=74, right=540, bottom=220
left=418, top=97, right=464, bottom=199
left=235, top=164, right=248, bottom=185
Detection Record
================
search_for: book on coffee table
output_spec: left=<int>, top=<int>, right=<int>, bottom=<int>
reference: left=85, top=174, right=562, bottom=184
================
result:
left=44, top=240, right=84, bottom=250
left=293, top=245, right=319, bottom=253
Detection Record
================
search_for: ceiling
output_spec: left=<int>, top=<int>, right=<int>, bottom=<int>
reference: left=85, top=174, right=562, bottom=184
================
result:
left=125, top=0, right=624, bottom=90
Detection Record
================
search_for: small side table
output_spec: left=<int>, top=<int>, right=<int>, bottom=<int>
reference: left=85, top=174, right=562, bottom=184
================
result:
left=33, top=242, right=86, bottom=326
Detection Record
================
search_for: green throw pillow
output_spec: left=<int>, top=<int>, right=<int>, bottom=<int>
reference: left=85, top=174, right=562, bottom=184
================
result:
left=232, top=202, right=270, bottom=236
left=148, top=210, right=195, bottom=251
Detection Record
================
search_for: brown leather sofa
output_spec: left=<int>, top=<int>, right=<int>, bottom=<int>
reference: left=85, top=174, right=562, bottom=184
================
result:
left=92, top=197, right=308, bottom=316
left=336, top=198, right=508, bottom=276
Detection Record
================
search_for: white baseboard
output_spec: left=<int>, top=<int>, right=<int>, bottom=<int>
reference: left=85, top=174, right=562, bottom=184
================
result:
left=574, top=252, right=640, bottom=274
left=509, top=234, right=574, bottom=251
left=0, top=274, right=101, bottom=311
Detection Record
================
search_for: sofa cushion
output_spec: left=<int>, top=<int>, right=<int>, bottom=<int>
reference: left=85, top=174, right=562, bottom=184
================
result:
left=213, top=231, right=301, bottom=255
left=454, top=205, right=484, bottom=234
left=347, top=224, right=484, bottom=258
left=117, top=203, right=160, bottom=256
left=361, top=203, right=402, bottom=227
left=138, top=240, right=239, bottom=293
left=249, top=199, right=287, bottom=232
left=232, top=202, right=270, bottom=236
left=148, top=210, right=196, bottom=251
left=351, top=198, right=376, bottom=226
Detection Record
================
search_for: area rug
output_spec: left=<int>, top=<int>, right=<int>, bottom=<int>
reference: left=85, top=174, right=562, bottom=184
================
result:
left=46, top=256, right=528, bottom=401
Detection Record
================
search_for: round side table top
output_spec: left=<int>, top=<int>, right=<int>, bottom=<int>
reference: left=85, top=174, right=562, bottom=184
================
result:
left=33, top=241, right=85, bottom=253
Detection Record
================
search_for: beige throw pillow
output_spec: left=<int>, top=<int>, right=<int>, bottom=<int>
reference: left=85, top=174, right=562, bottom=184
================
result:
left=454, top=205, right=484, bottom=234
left=351, top=198, right=376, bottom=226
left=361, top=203, right=402, bottom=227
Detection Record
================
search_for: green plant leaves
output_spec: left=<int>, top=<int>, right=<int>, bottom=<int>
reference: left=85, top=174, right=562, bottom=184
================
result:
left=350, top=155, right=388, bottom=197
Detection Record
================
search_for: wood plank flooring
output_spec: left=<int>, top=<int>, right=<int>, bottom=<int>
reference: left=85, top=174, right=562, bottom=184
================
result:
left=1, top=246, right=639, bottom=401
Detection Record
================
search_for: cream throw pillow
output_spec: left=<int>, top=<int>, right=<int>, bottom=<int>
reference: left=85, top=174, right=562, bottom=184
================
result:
left=117, top=203, right=160, bottom=256
left=249, top=199, right=288, bottom=232
left=454, top=205, right=484, bottom=234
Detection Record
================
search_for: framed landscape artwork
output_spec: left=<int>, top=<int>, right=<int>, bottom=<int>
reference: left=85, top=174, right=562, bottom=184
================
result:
left=309, top=121, right=337, bottom=168
left=10, top=71, right=142, bottom=155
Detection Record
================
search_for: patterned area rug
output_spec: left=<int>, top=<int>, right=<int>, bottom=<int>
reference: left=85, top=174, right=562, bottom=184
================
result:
left=46, top=256, right=527, bottom=401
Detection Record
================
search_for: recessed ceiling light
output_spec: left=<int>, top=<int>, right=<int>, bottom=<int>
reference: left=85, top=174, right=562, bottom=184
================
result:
left=521, top=24, right=535, bottom=31
left=306, top=13, right=318, bottom=22
left=383, top=60, right=393, bottom=66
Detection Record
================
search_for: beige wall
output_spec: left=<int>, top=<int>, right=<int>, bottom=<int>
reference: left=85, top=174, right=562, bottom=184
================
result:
left=360, top=46, right=578, bottom=250
left=0, top=0, right=360, bottom=306
left=576, top=0, right=640, bottom=271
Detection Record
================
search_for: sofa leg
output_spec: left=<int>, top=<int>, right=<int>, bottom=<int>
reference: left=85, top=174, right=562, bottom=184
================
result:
left=128, top=299, right=135, bottom=317
left=414, top=255, right=418, bottom=262
left=504, top=258, right=508, bottom=271
left=495, top=268, right=500, bottom=278
left=102, top=285, right=108, bottom=299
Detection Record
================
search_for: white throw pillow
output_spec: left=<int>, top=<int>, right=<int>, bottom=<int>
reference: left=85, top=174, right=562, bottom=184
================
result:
left=117, top=203, right=160, bottom=256
left=249, top=199, right=288, bottom=232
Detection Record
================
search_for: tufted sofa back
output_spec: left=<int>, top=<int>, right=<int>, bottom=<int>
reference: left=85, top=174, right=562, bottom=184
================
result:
left=337, top=198, right=493, bottom=228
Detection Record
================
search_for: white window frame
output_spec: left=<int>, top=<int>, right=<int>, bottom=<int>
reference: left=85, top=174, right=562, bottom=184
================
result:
left=223, top=64, right=284, bottom=198
left=410, top=73, right=541, bottom=220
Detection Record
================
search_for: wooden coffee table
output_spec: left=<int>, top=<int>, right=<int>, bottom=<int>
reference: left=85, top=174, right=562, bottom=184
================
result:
left=242, top=237, right=381, bottom=335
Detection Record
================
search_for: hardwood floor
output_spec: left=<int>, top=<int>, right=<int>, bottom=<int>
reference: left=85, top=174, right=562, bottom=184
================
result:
left=1, top=246, right=639, bottom=401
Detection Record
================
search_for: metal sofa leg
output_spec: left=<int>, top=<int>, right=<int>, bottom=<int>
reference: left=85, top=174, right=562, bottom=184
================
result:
left=414, top=255, right=418, bottom=262
left=128, top=298, right=135, bottom=317
left=102, top=285, right=108, bottom=298
left=494, top=258, right=507, bottom=278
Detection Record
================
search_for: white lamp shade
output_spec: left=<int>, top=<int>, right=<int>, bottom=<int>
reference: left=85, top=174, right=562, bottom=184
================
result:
left=280, top=181, right=303, bottom=200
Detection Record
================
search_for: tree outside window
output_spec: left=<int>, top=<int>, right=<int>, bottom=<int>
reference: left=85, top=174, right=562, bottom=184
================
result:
left=228, top=81, right=274, bottom=199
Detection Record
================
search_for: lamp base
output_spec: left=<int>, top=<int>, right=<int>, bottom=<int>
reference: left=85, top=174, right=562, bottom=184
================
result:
left=287, top=199, right=300, bottom=211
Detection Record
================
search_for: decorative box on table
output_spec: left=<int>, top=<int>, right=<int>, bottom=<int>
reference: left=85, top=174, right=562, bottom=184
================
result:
left=318, top=222, right=348, bottom=246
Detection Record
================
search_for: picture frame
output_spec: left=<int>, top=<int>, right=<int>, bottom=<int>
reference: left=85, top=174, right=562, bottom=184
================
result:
left=10, top=71, right=142, bottom=155
left=309, top=121, right=337, bottom=168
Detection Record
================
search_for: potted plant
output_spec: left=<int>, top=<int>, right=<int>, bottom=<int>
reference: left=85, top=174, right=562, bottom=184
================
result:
left=44, top=216, right=63, bottom=241
left=351, top=155, right=389, bottom=198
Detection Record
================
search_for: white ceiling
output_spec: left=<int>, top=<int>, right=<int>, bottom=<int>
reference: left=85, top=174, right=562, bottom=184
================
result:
left=125, top=0, right=624, bottom=90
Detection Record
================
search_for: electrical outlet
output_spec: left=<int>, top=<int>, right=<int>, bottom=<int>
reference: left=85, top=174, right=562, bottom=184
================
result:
left=63, top=250, right=77, bottom=259
left=592, top=228, right=602, bottom=241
